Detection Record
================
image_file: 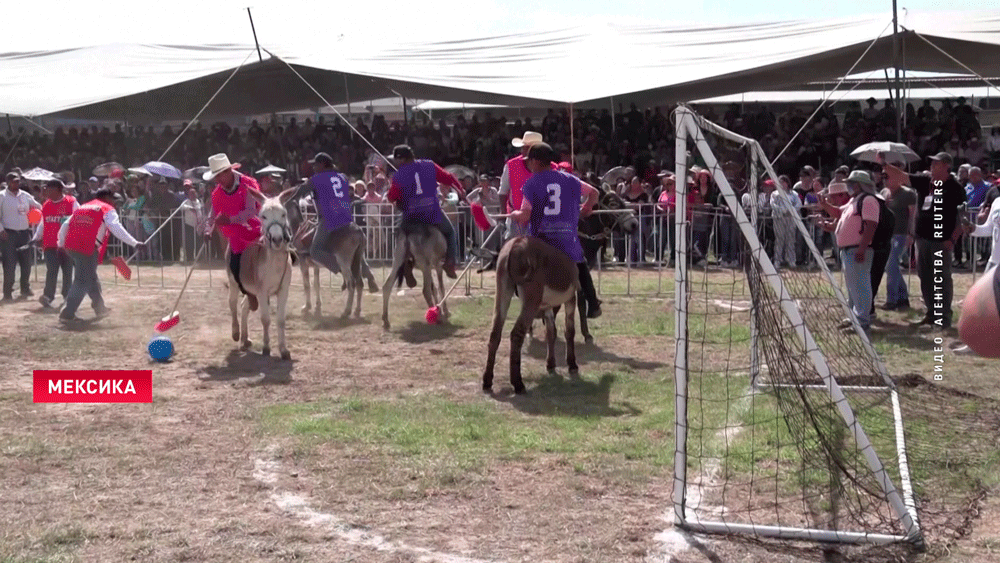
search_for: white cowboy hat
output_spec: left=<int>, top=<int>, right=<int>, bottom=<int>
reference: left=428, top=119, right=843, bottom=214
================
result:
left=511, top=131, right=543, bottom=148
left=203, top=153, right=242, bottom=181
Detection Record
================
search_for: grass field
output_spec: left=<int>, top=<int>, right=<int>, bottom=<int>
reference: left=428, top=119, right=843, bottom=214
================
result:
left=0, top=262, right=998, bottom=563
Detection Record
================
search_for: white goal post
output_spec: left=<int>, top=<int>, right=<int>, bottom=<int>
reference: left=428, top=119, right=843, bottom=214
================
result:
left=671, top=105, right=923, bottom=548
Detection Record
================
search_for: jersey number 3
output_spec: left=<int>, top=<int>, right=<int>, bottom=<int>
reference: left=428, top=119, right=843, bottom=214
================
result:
left=544, top=183, right=561, bottom=216
left=331, top=177, right=344, bottom=198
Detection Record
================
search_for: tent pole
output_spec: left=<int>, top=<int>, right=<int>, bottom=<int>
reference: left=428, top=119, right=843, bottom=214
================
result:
left=892, top=0, right=902, bottom=142
left=344, top=74, right=352, bottom=138
left=610, top=97, right=616, bottom=135
left=570, top=103, right=575, bottom=166
left=246, top=8, right=264, bottom=63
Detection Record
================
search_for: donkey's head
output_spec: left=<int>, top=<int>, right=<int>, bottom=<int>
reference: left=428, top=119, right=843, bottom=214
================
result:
left=595, top=188, right=639, bottom=235
left=252, top=187, right=298, bottom=251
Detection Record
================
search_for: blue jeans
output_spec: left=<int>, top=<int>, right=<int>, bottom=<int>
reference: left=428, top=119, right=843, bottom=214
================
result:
left=840, top=247, right=873, bottom=329
left=885, top=234, right=909, bottom=306
left=62, top=249, right=104, bottom=318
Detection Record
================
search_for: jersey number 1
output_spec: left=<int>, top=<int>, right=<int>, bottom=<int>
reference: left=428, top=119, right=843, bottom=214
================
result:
left=415, top=173, right=423, bottom=195
left=544, top=183, right=561, bottom=216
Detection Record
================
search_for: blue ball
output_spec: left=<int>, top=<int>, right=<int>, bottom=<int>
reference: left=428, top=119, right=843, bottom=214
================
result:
left=148, top=336, right=174, bottom=362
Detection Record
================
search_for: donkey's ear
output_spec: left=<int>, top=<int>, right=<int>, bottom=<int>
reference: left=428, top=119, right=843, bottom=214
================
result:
left=247, top=187, right=266, bottom=204
left=278, top=187, right=298, bottom=205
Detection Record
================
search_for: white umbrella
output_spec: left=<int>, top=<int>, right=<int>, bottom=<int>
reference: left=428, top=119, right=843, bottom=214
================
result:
left=20, top=167, right=55, bottom=181
left=255, top=164, right=286, bottom=175
left=128, top=167, right=152, bottom=176
left=850, top=142, right=921, bottom=164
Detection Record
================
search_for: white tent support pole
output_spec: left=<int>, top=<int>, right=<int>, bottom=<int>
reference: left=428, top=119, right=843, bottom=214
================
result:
left=271, top=53, right=399, bottom=172
left=344, top=75, right=352, bottom=129
left=679, top=107, right=921, bottom=546
left=770, top=19, right=893, bottom=168
left=908, top=30, right=1000, bottom=96
left=1, top=129, right=25, bottom=169
left=748, top=148, right=760, bottom=389
left=158, top=49, right=257, bottom=163
left=680, top=521, right=909, bottom=545
left=246, top=8, right=264, bottom=63
left=671, top=105, right=690, bottom=528
left=570, top=103, right=575, bottom=164
left=20, top=116, right=52, bottom=135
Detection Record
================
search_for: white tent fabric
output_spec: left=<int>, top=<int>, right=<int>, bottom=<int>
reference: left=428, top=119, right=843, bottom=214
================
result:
left=3, top=10, right=1000, bottom=120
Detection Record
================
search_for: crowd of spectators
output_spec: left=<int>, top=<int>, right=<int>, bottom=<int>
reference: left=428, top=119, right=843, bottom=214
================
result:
left=2, top=96, right=999, bottom=270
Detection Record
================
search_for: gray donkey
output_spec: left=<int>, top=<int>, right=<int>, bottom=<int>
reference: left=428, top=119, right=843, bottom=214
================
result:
left=382, top=222, right=448, bottom=330
left=286, top=193, right=378, bottom=319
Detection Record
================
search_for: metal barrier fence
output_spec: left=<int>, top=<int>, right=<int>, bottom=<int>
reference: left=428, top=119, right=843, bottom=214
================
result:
left=21, top=202, right=993, bottom=297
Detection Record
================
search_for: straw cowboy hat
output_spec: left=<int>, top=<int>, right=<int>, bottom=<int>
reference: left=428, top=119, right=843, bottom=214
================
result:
left=203, top=153, right=242, bottom=181
left=826, top=182, right=848, bottom=195
left=511, top=131, right=543, bottom=148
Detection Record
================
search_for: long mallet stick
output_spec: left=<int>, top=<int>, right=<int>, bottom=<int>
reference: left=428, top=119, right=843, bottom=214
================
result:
left=153, top=242, right=208, bottom=333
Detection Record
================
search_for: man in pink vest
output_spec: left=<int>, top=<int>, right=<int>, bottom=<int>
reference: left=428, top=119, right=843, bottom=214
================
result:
left=499, top=131, right=546, bottom=240
left=202, top=153, right=264, bottom=311
left=57, top=188, right=145, bottom=322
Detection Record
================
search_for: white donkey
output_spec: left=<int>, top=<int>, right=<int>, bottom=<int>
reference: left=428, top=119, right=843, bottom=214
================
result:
left=228, top=188, right=297, bottom=360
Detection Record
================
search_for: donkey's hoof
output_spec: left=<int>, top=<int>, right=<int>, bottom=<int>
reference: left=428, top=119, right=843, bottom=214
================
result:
left=547, top=367, right=557, bottom=376
left=301, top=304, right=311, bottom=315
left=584, top=335, right=594, bottom=344
left=240, top=340, right=252, bottom=351
left=568, top=367, right=580, bottom=377
left=280, top=350, right=291, bottom=361
left=232, top=331, right=240, bottom=342
left=262, top=346, right=270, bottom=357
left=513, top=384, right=527, bottom=395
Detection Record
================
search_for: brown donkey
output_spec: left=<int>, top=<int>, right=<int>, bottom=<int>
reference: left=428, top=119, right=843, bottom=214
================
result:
left=483, top=236, right=581, bottom=395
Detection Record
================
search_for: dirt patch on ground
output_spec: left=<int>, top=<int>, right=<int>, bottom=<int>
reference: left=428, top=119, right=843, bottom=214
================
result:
left=0, top=265, right=996, bottom=562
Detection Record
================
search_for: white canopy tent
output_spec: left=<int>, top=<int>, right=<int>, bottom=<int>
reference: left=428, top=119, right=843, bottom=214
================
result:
left=2, top=10, right=1000, bottom=121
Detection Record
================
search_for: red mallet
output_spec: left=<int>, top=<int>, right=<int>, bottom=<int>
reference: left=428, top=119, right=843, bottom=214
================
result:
left=469, top=202, right=498, bottom=231
left=112, top=255, right=134, bottom=280
left=153, top=243, right=207, bottom=333
left=425, top=306, right=441, bottom=325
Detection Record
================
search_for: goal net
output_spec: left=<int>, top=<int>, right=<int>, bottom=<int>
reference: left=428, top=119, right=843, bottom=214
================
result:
left=671, top=105, right=923, bottom=547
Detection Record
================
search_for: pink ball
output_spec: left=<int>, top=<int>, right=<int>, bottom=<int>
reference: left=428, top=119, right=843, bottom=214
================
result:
left=425, top=307, right=440, bottom=324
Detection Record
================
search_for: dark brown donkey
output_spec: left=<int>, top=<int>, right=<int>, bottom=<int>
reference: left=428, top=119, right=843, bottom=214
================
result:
left=483, top=236, right=580, bottom=394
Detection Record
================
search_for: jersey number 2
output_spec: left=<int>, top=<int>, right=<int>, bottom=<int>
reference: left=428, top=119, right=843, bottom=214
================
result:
left=331, top=177, right=344, bottom=198
left=544, top=183, right=561, bottom=216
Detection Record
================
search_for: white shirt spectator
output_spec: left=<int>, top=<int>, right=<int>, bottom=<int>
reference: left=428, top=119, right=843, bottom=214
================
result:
left=0, top=188, right=42, bottom=231
left=180, top=197, right=204, bottom=228
left=58, top=206, right=140, bottom=249
left=770, top=188, right=801, bottom=216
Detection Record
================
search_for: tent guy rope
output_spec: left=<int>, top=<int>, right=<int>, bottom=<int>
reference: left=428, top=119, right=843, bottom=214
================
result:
left=769, top=19, right=894, bottom=168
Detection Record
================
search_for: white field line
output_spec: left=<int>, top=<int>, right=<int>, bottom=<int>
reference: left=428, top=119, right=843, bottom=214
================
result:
left=649, top=388, right=755, bottom=562
left=252, top=446, right=499, bottom=563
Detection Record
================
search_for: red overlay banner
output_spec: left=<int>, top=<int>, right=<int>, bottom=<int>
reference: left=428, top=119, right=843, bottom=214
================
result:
left=33, top=370, right=153, bottom=403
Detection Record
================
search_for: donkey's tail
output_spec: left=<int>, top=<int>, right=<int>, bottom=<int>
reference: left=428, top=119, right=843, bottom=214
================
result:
left=506, top=241, right=536, bottom=286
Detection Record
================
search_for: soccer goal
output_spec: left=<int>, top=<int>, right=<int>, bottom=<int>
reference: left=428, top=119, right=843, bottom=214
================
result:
left=670, top=105, right=924, bottom=548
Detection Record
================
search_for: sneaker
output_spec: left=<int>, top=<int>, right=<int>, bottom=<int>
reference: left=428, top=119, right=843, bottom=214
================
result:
left=39, top=295, right=53, bottom=308
left=1, top=294, right=12, bottom=303
left=59, top=314, right=82, bottom=323
left=20, top=289, right=33, bottom=298
left=911, top=316, right=934, bottom=328
left=94, top=306, right=112, bottom=320
left=837, top=319, right=853, bottom=329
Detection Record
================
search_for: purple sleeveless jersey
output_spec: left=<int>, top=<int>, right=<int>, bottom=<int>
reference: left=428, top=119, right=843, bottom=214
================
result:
left=522, top=170, right=585, bottom=264
left=311, top=171, right=353, bottom=231
left=394, top=160, right=442, bottom=224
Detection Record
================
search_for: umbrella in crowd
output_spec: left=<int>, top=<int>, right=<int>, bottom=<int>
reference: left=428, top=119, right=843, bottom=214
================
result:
left=444, top=165, right=476, bottom=182
left=850, top=142, right=921, bottom=164
left=141, top=161, right=182, bottom=179
left=255, top=164, right=286, bottom=175
left=92, top=162, right=125, bottom=177
left=128, top=167, right=152, bottom=177
left=20, top=167, right=56, bottom=181
left=183, top=166, right=209, bottom=182
left=602, top=165, right=632, bottom=186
